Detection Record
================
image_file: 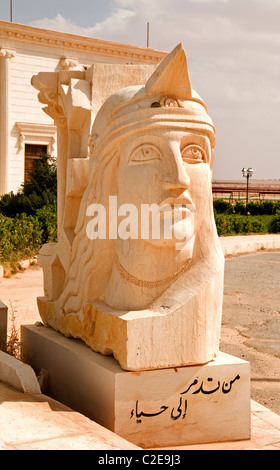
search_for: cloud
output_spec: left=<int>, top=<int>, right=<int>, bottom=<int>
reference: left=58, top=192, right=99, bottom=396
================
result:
left=189, top=0, right=229, bottom=2
left=30, top=8, right=136, bottom=36
left=84, top=7, right=136, bottom=35
left=30, top=13, right=85, bottom=35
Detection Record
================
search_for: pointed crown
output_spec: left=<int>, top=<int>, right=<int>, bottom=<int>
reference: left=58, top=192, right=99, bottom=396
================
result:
left=91, top=44, right=216, bottom=154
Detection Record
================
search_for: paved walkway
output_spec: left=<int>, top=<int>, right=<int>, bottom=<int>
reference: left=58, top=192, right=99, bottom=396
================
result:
left=0, top=381, right=139, bottom=450
left=0, top=265, right=43, bottom=332
left=160, top=400, right=280, bottom=450
left=0, top=378, right=280, bottom=450
left=0, top=234, right=280, bottom=450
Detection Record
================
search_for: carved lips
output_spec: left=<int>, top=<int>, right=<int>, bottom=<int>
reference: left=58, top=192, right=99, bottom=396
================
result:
left=159, top=195, right=195, bottom=220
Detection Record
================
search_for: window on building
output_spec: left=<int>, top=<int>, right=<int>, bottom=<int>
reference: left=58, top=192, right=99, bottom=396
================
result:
left=24, top=144, right=47, bottom=182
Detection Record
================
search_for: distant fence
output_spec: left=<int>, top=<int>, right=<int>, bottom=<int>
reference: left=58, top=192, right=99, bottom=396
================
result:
left=212, top=181, right=280, bottom=201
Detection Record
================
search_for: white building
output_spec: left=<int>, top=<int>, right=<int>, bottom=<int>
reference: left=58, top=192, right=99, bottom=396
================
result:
left=0, top=20, right=165, bottom=195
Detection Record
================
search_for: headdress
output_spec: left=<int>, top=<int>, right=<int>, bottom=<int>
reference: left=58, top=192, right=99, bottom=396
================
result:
left=90, top=44, right=216, bottom=156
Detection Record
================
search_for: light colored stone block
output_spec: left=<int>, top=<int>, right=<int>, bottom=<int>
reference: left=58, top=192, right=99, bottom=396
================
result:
left=0, top=350, right=41, bottom=394
left=0, top=301, right=7, bottom=351
left=21, top=324, right=251, bottom=448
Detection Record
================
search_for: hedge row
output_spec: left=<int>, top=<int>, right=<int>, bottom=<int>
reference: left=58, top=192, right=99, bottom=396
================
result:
left=214, top=214, right=279, bottom=236
left=0, top=154, right=58, bottom=267
left=214, top=198, right=280, bottom=215
left=1, top=208, right=279, bottom=265
left=0, top=205, right=57, bottom=266
left=1, top=197, right=280, bottom=266
left=213, top=199, right=280, bottom=235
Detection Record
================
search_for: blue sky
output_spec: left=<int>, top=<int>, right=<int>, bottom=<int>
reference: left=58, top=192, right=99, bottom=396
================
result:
left=1, top=0, right=280, bottom=181
left=1, top=1, right=112, bottom=28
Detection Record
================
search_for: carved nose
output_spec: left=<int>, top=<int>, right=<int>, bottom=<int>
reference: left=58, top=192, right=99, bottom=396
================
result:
left=162, top=142, right=190, bottom=192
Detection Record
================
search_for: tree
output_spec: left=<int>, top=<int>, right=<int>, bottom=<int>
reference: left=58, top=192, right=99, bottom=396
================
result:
left=0, top=154, right=57, bottom=217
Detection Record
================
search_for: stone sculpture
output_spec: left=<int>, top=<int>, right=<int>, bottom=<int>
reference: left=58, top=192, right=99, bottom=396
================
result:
left=33, top=44, right=225, bottom=371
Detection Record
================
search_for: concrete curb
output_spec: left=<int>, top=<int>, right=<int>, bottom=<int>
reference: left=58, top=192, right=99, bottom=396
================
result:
left=220, top=234, right=280, bottom=256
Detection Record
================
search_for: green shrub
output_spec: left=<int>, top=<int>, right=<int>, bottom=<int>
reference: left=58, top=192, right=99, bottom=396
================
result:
left=214, top=214, right=234, bottom=236
left=246, top=200, right=276, bottom=216
left=213, top=199, right=234, bottom=214
left=0, top=154, right=58, bottom=267
left=0, top=206, right=57, bottom=266
left=35, top=205, right=57, bottom=244
left=0, top=213, right=43, bottom=265
left=268, top=215, right=280, bottom=233
left=213, top=199, right=280, bottom=217
left=215, top=214, right=274, bottom=236
left=234, top=201, right=247, bottom=215
left=0, top=154, right=57, bottom=217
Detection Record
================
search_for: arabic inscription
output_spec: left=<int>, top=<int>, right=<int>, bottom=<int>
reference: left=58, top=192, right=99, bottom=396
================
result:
left=130, top=374, right=241, bottom=424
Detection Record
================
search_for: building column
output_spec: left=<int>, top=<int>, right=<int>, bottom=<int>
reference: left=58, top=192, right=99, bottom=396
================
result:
left=0, top=48, right=15, bottom=196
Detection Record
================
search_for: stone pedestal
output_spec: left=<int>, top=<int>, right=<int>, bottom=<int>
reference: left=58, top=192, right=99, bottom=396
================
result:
left=21, top=324, right=251, bottom=448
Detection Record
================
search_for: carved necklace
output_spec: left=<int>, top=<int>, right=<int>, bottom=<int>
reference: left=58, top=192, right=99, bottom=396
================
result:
left=115, top=255, right=191, bottom=289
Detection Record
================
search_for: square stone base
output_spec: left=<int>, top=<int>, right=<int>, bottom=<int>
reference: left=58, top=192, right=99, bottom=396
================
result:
left=21, top=324, right=251, bottom=448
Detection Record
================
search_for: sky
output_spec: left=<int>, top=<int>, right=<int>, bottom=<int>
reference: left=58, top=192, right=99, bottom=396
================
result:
left=1, top=0, right=280, bottom=181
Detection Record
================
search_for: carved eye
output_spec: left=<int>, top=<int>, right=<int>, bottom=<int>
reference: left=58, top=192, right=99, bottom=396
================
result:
left=129, top=145, right=162, bottom=164
left=181, top=145, right=206, bottom=164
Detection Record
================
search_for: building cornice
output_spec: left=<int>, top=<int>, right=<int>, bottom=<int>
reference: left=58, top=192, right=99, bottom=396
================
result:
left=0, top=20, right=167, bottom=64
left=15, top=121, right=57, bottom=152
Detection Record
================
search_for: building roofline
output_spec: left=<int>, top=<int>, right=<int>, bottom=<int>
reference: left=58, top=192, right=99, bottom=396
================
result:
left=0, top=20, right=167, bottom=64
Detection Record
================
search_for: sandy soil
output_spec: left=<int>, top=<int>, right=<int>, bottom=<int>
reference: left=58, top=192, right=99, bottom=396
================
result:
left=0, top=251, right=280, bottom=415
left=0, top=265, right=43, bottom=330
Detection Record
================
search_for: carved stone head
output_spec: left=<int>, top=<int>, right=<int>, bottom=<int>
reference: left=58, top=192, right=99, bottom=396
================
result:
left=37, top=44, right=224, bottom=370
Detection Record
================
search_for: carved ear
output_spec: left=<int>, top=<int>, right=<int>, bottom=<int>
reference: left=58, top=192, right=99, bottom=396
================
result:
left=145, top=43, right=192, bottom=99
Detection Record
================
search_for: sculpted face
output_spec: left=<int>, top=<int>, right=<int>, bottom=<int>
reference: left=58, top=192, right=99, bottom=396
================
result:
left=116, top=128, right=212, bottom=249
left=67, top=43, right=217, bottom=310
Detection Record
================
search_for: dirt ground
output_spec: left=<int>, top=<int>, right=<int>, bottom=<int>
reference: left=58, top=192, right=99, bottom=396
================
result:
left=0, top=251, right=280, bottom=415
left=221, top=251, right=280, bottom=415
